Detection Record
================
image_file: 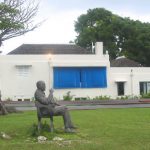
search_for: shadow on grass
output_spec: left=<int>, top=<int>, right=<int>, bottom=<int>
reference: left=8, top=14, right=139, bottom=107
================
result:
left=28, top=122, right=79, bottom=140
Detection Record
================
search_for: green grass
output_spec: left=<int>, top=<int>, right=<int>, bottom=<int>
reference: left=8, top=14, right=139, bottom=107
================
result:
left=0, top=108, right=150, bottom=150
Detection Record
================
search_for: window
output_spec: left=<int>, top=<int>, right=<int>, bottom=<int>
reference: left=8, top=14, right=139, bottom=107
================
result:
left=16, top=66, right=31, bottom=77
left=54, top=67, right=80, bottom=88
left=140, top=82, right=150, bottom=94
left=117, top=82, right=125, bottom=96
left=81, top=67, right=107, bottom=88
left=53, top=67, right=107, bottom=89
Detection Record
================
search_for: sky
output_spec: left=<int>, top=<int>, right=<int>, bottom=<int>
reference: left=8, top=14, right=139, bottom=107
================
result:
left=0, top=0, right=150, bottom=54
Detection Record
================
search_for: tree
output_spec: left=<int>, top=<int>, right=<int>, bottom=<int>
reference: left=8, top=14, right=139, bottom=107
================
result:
left=0, top=0, right=40, bottom=114
left=0, top=0, right=40, bottom=47
left=74, top=8, right=150, bottom=66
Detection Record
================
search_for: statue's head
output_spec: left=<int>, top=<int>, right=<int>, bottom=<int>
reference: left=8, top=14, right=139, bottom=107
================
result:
left=36, top=81, right=46, bottom=91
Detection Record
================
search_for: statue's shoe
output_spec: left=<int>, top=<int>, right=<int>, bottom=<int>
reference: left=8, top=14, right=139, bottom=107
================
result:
left=65, top=128, right=75, bottom=133
left=70, top=126, right=77, bottom=129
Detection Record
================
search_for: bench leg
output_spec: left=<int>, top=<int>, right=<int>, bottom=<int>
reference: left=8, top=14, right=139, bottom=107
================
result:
left=38, top=117, right=42, bottom=131
left=50, top=117, right=54, bottom=132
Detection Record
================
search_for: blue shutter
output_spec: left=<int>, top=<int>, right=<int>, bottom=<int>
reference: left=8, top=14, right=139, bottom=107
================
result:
left=53, top=67, right=107, bottom=89
left=81, top=67, right=107, bottom=88
left=53, top=67, right=80, bottom=89
left=99, top=67, right=107, bottom=87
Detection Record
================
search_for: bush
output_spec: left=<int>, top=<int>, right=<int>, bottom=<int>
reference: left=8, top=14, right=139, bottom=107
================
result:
left=63, top=91, right=75, bottom=101
left=5, top=97, right=12, bottom=101
left=116, top=95, right=141, bottom=100
left=75, top=97, right=87, bottom=101
left=93, top=95, right=111, bottom=100
left=133, top=95, right=141, bottom=99
left=28, top=122, right=51, bottom=137
left=116, top=95, right=131, bottom=100
left=29, top=123, right=39, bottom=137
left=141, top=92, right=150, bottom=99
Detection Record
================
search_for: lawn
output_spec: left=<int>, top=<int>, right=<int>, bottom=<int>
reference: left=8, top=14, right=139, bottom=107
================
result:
left=0, top=108, right=150, bottom=150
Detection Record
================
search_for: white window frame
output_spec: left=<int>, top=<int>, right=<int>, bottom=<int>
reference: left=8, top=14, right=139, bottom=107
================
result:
left=16, top=65, right=31, bottom=77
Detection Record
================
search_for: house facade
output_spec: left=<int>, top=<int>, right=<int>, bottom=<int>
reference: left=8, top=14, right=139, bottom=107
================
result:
left=0, top=42, right=150, bottom=101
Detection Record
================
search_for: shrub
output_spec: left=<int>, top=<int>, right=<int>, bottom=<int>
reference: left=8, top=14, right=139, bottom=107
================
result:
left=116, top=95, right=141, bottom=100
left=133, top=95, right=141, bottom=99
left=28, top=122, right=51, bottom=137
left=93, top=95, right=111, bottom=100
left=86, top=96, right=92, bottom=100
left=75, top=97, right=87, bottom=101
left=29, top=123, right=39, bottom=137
left=63, top=91, right=75, bottom=101
left=116, top=95, right=130, bottom=100
left=141, top=92, right=150, bottom=99
left=5, top=97, right=12, bottom=101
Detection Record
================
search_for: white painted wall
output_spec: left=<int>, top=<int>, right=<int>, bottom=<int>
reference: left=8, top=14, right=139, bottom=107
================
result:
left=53, top=67, right=150, bottom=99
left=0, top=42, right=150, bottom=100
left=0, top=55, right=50, bottom=100
left=0, top=51, right=110, bottom=100
left=110, top=67, right=150, bottom=98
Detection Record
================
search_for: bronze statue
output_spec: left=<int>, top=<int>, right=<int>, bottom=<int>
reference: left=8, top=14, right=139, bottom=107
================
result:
left=34, top=81, right=76, bottom=132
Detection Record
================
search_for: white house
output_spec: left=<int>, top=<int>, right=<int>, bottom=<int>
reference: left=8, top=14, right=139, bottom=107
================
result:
left=0, top=42, right=150, bottom=101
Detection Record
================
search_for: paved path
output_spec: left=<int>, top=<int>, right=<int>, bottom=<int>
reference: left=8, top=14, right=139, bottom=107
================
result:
left=15, top=104, right=150, bottom=111
left=5, top=101, right=150, bottom=111
left=68, top=104, right=150, bottom=110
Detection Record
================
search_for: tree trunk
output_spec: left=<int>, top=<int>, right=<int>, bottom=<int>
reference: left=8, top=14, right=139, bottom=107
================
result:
left=0, top=101, right=8, bottom=115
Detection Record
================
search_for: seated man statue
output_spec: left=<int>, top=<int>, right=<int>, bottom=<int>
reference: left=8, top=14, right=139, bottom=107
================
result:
left=34, top=80, right=76, bottom=132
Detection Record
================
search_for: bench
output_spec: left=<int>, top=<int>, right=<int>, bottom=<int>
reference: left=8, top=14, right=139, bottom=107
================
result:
left=35, top=101, right=54, bottom=132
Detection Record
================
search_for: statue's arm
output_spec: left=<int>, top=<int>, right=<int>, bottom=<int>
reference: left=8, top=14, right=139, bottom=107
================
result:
left=48, top=90, right=60, bottom=106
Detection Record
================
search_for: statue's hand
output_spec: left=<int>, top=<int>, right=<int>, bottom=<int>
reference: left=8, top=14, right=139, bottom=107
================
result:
left=49, top=88, right=54, bottom=93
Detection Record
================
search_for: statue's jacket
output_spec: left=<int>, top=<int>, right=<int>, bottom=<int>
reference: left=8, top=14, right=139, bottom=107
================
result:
left=34, top=89, right=55, bottom=114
